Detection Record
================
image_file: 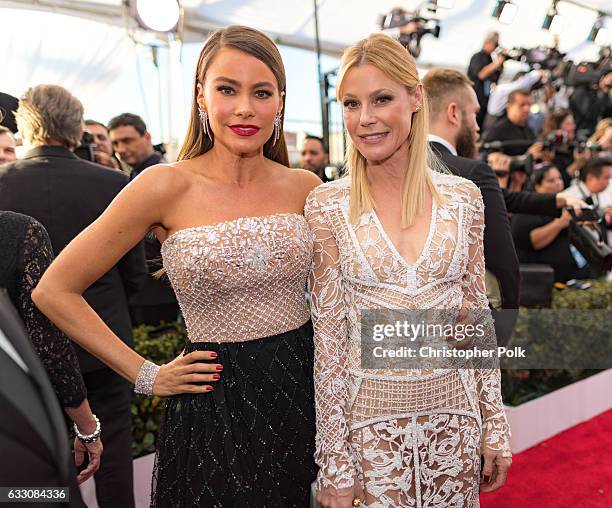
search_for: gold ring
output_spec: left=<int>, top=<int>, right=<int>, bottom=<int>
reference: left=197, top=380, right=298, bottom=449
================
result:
left=352, top=498, right=362, bottom=507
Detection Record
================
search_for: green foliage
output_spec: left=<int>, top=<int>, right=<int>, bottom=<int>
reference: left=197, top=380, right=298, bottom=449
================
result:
left=131, top=322, right=187, bottom=457
left=501, top=280, right=611, bottom=406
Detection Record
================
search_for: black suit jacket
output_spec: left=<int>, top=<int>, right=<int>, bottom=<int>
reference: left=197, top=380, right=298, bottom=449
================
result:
left=0, top=146, right=146, bottom=372
left=431, top=142, right=520, bottom=310
left=0, top=291, right=84, bottom=507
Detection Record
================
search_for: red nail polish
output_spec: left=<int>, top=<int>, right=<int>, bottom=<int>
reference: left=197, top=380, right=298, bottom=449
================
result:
left=210, top=352, right=218, bottom=359
left=207, top=386, right=214, bottom=391
left=212, top=374, right=220, bottom=380
left=216, top=365, right=223, bottom=371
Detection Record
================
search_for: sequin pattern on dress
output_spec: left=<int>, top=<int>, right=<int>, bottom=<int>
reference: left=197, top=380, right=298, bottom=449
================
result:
left=160, top=213, right=312, bottom=342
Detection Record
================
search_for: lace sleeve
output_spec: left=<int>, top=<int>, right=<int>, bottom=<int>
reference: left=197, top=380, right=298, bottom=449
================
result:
left=461, top=185, right=512, bottom=458
left=17, top=219, right=87, bottom=408
left=305, top=189, right=355, bottom=491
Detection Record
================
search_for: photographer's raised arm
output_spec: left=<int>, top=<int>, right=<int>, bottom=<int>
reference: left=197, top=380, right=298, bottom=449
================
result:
left=31, top=165, right=209, bottom=390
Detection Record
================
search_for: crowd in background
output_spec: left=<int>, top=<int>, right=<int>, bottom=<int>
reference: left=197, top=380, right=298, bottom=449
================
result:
left=0, top=27, right=611, bottom=506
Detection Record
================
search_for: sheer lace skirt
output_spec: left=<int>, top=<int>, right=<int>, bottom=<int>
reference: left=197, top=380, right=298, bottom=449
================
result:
left=349, top=413, right=482, bottom=508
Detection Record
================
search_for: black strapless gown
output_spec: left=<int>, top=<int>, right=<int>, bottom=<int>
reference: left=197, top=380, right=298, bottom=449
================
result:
left=152, top=321, right=316, bottom=507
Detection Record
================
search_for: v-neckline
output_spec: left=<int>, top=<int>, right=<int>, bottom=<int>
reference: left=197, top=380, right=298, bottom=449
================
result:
left=370, top=199, right=437, bottom=269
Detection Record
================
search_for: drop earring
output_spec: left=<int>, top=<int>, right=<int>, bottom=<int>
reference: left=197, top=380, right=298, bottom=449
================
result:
left=198, top=107, right=211, bottom=139
left=273, top=113, right=281, bottom=145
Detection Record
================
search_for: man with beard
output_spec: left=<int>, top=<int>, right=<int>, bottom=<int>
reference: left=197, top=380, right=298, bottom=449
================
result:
left=423, top=69, right=585, bottom=342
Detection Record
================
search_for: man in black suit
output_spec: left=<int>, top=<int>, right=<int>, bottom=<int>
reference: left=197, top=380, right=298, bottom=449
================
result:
left=0, top=85, right=146, bottom=508
left=423, top=69, right=585, bottom=342
left=0, top=290, right=84, bottom=507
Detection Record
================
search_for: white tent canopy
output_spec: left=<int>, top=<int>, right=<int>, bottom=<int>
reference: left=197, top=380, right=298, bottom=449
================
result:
left=2, top=0, right=610, bottom=143
left=3, top=0, right=610, bottom=60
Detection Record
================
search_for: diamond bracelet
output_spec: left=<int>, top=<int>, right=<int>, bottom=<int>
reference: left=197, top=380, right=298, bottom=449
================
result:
left=73, top=414, right=101, bottom=444
left=134, top=360, right=161, bottom=395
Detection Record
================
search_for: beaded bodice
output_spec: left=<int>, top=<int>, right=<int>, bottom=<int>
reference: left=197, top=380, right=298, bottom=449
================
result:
left=161, top=213, right=312, bottom=343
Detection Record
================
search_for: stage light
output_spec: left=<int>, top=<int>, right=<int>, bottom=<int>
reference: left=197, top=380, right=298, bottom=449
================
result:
left=588, top=14, right=609, bottom=46
left=135, top=0, right=180, bottom=33
left=542, top=1, right=564, bottom=35
left=492, top=1, right=517, bottom=25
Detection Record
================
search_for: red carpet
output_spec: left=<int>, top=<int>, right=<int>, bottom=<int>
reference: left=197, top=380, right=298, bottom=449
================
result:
left=481, top=409, right=612, bottom=508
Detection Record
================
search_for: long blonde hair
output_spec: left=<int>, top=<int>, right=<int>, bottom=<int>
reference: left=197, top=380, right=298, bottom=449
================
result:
left=337, top=33, right=445, bottom=228
left=178, top=25, right=289, bottom=166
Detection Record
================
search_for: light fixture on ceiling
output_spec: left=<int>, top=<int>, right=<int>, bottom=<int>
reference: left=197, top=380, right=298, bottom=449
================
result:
left=542, top=1, right=564, bottom=35
left=588, top=13, right=609, bottom=46
left=492, top=1, right=517, bottom=25
left=134, top=0, right=181, bottom=33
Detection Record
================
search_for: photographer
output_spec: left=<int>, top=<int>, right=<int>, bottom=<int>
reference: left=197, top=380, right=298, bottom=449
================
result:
left=564, top=156, right=612, bottom=209
left=542, top=109, right=592, bottom=187
left=83, top=120, right=123, bottom=172
left=468, top=32, right=505, bottom=128
left=570, top=70, right=612, bottom=133
left=487, top=69, right=544, bottom=124
left=483, top=89, right=555, bottom=166
left=512, top=163, right=593, bottom=282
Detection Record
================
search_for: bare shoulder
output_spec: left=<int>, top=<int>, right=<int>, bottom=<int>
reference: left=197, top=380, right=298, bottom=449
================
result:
left=288, top=167, right=323, bottom=194
left=267, top=161, right=322, bottom=200
left=128, top=162, right=190, bottom=205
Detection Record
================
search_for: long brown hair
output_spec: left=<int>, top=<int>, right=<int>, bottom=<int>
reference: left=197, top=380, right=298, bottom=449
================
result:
left=179, top=25, right=289, bottom=166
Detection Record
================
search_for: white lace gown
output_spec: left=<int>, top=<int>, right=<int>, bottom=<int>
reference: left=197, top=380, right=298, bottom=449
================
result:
left=305, top=171, right=512, bottom=508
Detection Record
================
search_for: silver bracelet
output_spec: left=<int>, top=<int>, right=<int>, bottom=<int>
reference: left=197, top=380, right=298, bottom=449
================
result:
left=73, top=414, right=101, bottom=444
left=134, top=360, right=161, bottom=395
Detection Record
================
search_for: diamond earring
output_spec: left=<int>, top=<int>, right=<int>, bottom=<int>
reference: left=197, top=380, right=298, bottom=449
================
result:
left=198, top=107, right=211, bottom=139
left=273, top=113, right=281, bottom=145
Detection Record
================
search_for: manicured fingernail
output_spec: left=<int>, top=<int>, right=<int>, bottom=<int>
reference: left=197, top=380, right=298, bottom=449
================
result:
left=216, top=365, right=223, bottom=371
left=206, top=386, right=214, bottom=391
left=212, top=374, right=220, bottom=380
left=210, top=352, right=218, bottom=358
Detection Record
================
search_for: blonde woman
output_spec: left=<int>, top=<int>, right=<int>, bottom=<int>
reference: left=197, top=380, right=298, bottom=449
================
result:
left=306, top=34, right=511, bottom=508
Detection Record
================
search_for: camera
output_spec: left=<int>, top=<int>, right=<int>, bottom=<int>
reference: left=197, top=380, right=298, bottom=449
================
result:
left=563, top=61, right=610, bottom=88
left=541, top=129, right=603, bottom=154
left=379, top=5, right=441, bottom=58
left=481, top=141, right=534, bottom=177
left=73, top=131, right=96, bottom=162
left=500, top=46, right=565, bottom=72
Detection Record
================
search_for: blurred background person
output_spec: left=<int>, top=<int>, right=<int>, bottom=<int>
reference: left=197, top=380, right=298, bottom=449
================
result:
left=0, top=125, right=17, bottom=164
left=0, top=210, right=102, bottom=490
left=0, top=84, right=146, bottom=508
left=108, top=113, right=165, bottom=181
left=468, top=31, right=505, bottom=128
left=0, top=290, right=86, bottom=508
left=570, top=70, right=612, bottom=133
left=424, top=67, right=520, bottom=318
left=84, top=119, right=123, bottom=171
left=542, top=109, right=591, bottom=187
left=512, top=163, right=593, bottom=282
left=108, top=113, right=178, bottom=326
left=0, top=92, right=19, bottom=133
left=589, top=117, right=612, bottom=153
left=299, top=134, right=330, bottom=181
left=486, top=69, right=544, bottom=128
left=563, top=156, right=612, bottom=211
